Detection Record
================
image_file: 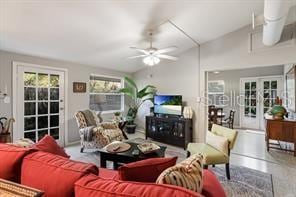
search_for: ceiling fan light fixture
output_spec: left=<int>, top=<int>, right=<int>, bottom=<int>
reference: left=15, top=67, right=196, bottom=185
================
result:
left=143, top=55, right=160, bottom=66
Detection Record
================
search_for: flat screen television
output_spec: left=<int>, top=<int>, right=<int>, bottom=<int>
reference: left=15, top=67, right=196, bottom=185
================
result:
left=154, top=95, right=182, bottom=116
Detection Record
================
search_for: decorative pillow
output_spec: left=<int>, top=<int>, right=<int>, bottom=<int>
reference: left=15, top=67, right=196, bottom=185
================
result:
left=100, top=122, right=118, bottom=129
left=206, top=131, right=229, bottom=156
left=10, top=138, right=35, bottom=148
left=33, top=135, right=70, bottom=158
left=118, top=157, right=177, bottom=182
left=156, top=154, right=203, bottom=193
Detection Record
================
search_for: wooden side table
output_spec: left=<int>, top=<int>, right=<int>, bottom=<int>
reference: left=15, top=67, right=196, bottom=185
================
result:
left=0, top=133, right=12, bottom=143
left=265, top=117, right=296, bottom=156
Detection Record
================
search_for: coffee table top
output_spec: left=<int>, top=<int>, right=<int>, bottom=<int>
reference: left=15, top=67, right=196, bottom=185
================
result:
left=98, top=142, right=166, bottom=160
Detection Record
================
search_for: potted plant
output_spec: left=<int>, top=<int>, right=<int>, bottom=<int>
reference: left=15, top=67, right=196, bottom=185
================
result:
left=119, top=77, right=157, bottom=133
left=113, top=111, right=121, bottom=123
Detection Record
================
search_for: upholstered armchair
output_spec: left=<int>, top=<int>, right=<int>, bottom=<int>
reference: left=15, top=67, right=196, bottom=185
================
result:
left=187, top=124, right=238, bottom=180
left=74, top=110, right=124, bottom=152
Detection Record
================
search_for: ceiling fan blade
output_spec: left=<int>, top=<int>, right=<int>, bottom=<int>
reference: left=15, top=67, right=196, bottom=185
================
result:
left=157, top=54, right=178, bottom=61
left=130, top=47, right=149, bottom=55
left=127, top=54, right=148, bottom=59
left=155, top=46, right=178, bottom=54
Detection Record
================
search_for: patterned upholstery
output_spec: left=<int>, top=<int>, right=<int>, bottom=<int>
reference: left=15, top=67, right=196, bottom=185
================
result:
left=156, top=154, right=203, bottom=193
left=74, top=110, right=124, bottom=151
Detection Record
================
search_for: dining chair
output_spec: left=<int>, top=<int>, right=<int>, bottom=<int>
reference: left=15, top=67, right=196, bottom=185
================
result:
left=222, top=110, right=235, bottom=129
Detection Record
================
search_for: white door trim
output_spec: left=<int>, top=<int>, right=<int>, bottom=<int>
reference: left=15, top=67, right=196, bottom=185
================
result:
left=12, top=61, right=69, bottom=146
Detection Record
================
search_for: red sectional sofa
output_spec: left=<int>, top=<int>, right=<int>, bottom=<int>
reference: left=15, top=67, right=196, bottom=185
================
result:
left=0, top=144, right=226, bottom=197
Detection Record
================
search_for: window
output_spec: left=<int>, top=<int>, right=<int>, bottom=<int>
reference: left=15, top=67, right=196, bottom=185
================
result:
left=208, top=80, right=226, bottom=106
left=89, top=75, right=124, bottom=112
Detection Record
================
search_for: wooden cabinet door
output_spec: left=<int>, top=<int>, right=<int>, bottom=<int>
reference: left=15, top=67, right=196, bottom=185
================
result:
left=268, top=121, right=284, bottom=141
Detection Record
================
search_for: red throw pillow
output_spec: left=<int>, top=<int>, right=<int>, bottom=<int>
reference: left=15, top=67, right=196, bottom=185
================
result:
left=33, top=135, right=69, bottom=158
left=0, top=144, right=33, bottom=182
left=118, top=157, right=177, bottom=182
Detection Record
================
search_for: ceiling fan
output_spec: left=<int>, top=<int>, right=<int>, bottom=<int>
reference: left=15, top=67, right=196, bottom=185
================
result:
left=128, top=32, right=179, bottom=66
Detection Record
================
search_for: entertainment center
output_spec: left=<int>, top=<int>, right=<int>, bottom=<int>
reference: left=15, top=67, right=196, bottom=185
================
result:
left=145, top=95, right=193, bottom=149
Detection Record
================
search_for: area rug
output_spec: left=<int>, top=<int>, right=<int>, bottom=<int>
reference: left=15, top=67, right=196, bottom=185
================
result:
left=210, top=165, right=274, bottom=197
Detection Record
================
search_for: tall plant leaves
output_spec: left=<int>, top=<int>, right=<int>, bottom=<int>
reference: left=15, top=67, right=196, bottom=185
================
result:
left=124, top=77, right=138, bottom=90
left=138, top=85, right=156, bottom=98
left=119, top=87, right=135, bottom=98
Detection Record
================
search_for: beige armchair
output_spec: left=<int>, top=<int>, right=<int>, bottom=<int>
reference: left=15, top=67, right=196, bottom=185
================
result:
left=187, top=124, right=238, bottom=180
left=74, top=110, right=125, bottom=152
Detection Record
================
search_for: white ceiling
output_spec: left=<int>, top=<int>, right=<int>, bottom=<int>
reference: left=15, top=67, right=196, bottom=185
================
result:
left=0, top=0, right=264, bottom=73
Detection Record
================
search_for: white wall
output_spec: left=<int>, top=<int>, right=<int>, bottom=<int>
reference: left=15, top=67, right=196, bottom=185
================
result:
left=199, top=24, right=296, bottom=141
left=133, top=46, right=201, bottom=142
left=0, top=50, right=130, bottom=144
left=208, top=65, right=284, bottom=127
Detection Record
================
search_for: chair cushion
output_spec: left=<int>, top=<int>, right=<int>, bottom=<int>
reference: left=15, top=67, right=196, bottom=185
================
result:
left=202, top=170, right=227, bottom=197
left=33, top=135, right=70, bottom=158
left=206, top=131, right=229, bottom=156
left=21, top=151, right=98, bottom=197
left=75, top=174, right=200, bottom=197
left=0, top=144, right=33, bottom=182
left=118, top=157, right=177, bottom=182
left=211, top=124, right=238, bottom=149
left=187, top=143, right=229, bottom=165
left=156, top=154, right=203, bottom=193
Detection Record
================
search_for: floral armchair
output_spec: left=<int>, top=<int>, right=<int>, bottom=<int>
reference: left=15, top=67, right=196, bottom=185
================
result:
left=74, top=110, right=124, bottom=152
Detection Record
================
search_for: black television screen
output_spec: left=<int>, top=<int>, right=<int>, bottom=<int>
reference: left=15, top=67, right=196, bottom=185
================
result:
left=154, top=95, right=182, bottom=115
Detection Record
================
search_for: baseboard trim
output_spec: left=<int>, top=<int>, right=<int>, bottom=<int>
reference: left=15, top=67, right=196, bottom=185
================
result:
left=66, top=140, right=80, bottom=146
left=136, top=128, right=145, bottom=133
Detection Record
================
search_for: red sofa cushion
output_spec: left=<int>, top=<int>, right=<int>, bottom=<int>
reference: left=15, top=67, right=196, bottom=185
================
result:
left=202, top=170, right=226, bottom=197
left=118, top=157, right=177, bottom=182
left=99, top=168, right=120, bottom=180
left=33, top=135, right=70, bottom=158
left=75, top=174, right=201, bottom=197
left=21, top=151, right=98, bottom=197
left=0, top=144, right=33, bottom=182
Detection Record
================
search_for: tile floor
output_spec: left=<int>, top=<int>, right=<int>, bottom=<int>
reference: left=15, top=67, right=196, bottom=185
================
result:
left=65, top=130, right=296, bottom=197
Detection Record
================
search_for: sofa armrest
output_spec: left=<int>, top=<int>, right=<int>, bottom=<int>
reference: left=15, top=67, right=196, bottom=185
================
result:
left=79, top=126, right=95, bottom=135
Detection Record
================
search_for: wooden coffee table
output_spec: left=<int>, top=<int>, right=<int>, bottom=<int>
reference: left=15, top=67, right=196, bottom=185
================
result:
left=98, top=142, right=166, bottom=169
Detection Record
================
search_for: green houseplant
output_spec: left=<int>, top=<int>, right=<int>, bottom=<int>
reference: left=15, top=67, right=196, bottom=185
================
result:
left=119, top=77, right=157, bottom=133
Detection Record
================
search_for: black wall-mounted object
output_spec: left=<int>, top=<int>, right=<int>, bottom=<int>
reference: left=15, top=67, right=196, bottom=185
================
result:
left=145, top=116, right=193, bottom=149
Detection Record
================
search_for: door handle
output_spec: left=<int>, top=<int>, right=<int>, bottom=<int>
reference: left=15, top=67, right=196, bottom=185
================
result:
left=60, top=107, right=64, bottom=110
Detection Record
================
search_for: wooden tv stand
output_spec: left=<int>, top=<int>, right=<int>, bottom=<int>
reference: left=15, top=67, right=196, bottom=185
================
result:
left=145, top=116, right=193, bottom=149
left=265, top=116, right=296, bottom=156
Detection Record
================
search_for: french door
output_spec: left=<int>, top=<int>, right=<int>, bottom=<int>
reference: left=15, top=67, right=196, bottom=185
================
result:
left=14, top=64, right=65, bottom=145
left=241, top=78, right=259, bottom=129
left=241, top=76, right=283, bottom=130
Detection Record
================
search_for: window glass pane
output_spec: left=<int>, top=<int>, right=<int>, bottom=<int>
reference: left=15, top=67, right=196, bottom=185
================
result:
left=50, top=128, right=59, bottom=140
left=38, top=116, right=48, bottom=129
left=24, top=131, right=36, bottom=142
left=50, top=75, right=59, bottom=87
left=271, top=81, right=277, bottom=89
left=264, top=90, right=270, bottom=99
left=38, top=73, right=49, bottom=87
left=24, top=117, right=36, bottom=131
left=38, top=130, right=48, bottom=141
left=264, top=81, right=270, bottom=89
left=50, top=115, right=59, bottom=127
left=38, top=88, right=48, bottom=100
left=38, top=102, right=48, bottom=114
left=24, top=72, right=36, bottom=86
left=50, top=102, right=59, bottom=114
left=24, top=87, right=36, bottom=100
left=251, top=82, right=256, bottom=90
left=90, top=76, right=121, bottom=93
left=90, top=94, right=121, bottom=111
left=50, top=88, right=59, bottom=100
left=24, top=102, right=36, bottom=116
left=251, top=107, right=256, bottom=117
left=245, top=82, right=250, bottom=90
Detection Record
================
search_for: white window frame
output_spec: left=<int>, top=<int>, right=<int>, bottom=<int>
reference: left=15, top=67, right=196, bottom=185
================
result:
left=89, top=74, right=124, bottom=114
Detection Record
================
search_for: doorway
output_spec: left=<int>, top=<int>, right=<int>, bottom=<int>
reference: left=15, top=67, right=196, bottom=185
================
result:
left=13, top=62, right=67, bottom=145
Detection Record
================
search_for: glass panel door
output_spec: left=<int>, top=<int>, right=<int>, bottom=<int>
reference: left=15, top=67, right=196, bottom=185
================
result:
left=241, top=78, right=259, bottom=129
left=16, top=65, right=65, bottom=145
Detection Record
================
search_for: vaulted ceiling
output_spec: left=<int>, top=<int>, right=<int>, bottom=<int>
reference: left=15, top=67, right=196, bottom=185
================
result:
left=0, top=0, right=264, bottom=73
